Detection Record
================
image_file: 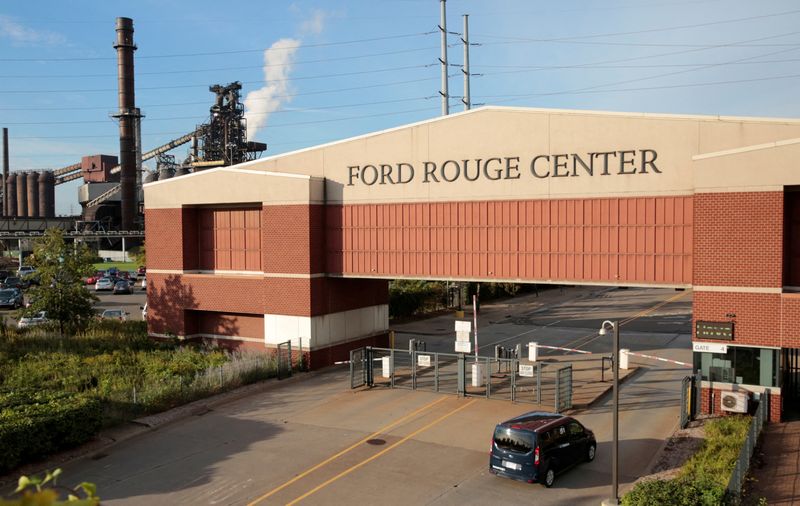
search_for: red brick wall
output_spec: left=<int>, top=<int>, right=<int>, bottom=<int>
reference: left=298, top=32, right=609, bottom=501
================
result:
left=694, top=192, right=783, bottom=288
left=191, top=310, right=264, bottom=339
left=326, top=196, right=693, bottom=284
left=147, top=272, right=265, bottom=319
left=311, top=278, right=389, bottom=315
left=147, top=208, right=186, bottom=270
left=263, top=205, right=327, bottom=275
left=781, top=293, right=800, bottom=348
left=700, top=387, right=781, bottom=422
left=693, top=291, right=781, bottom=346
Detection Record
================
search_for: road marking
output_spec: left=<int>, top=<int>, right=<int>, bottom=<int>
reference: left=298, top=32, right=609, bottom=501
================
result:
left=246, top=395, right=448, bottom=505
left=285, top=399, right=477, bottom=506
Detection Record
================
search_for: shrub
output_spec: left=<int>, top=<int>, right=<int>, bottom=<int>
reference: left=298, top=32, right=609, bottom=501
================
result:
left=622, top=477, right=726, bottom=506
left=0, top=391, right=102, bottom=474
left=389, top=280, right=445, bottom=318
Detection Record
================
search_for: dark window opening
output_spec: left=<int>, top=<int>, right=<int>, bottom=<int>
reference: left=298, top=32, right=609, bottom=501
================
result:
left=784, top=187, right=800, bottom=288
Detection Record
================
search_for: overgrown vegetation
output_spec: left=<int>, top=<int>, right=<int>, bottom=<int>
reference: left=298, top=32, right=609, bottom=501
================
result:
left=388, top=280, right=531, bottom=319
left=0, top=321, right=294, bottom=474
left=622, top=416, right=752, bottom=506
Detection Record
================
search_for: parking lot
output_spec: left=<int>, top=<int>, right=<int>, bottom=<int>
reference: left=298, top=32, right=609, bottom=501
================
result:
left=0, top=281, right=147, bottom=325
left=53, top=286, right=691, bottom=505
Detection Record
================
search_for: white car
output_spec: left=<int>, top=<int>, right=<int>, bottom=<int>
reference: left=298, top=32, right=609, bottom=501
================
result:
left=95, top=277, right=115, bottom=291
left=17, top=266, right=35, bottom=277
left=18, top=311, right=48, bottom=329
left=101, top=308, right=128, bottom=321
left=141, top=302, right=147, bottom=320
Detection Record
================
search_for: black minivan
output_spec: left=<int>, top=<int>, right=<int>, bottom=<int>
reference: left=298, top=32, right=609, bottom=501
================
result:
left=489, top=411, right=596, bottom=487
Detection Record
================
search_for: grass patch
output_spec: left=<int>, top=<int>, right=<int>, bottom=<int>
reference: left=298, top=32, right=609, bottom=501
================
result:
left=623, top=416, right=752, bottom=506
left=92, top=261, right=139, bottom=272
left=0, top=321, right=297, bottom=472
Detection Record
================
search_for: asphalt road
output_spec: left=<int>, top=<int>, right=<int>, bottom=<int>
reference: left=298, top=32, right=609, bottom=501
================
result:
left=54, top=285, right=691, bottom=505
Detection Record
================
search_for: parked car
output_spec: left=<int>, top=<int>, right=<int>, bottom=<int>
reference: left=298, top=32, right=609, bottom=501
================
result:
left=489, top=411, right=596, bottom=487
left=140, top=302, right=147, bottom=320
left=17, top=266, right=35, bottom=277
left=18, top=311, right=48, bottom=329
left=95, top=277, right=115, bottom=291
left=113, top=279, right=133, bottom=295
left=101, top=308, right=127, bottom=321
left=0, top=288, right=23, bottom=309
left=2, top=276, right=26, bottom=290
left=128, top=270, right=138, bottom=281
left=137, top=266, right=146, bottom=276
left=86, top=270, right=106, bottom=285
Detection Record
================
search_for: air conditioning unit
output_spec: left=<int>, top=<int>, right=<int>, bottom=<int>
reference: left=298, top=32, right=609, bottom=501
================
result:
left=720, top=392, right=749, bottom=413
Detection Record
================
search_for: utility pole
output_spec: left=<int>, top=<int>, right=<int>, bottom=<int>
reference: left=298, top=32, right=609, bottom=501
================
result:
left=462, top=14, right=471, bottom=111
left=439, top=0, right=449, bottom=115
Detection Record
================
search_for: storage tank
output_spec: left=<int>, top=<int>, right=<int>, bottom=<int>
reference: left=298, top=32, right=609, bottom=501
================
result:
left=15, top=172, right=27, bottom=218
left=6, top=172, right=16, bottom=217
left=174, top=165, right=190, bottom=177
left=158, top=166, right=174, bottom=180
left=38, top=171, right=55, bottom=218
left=26, top=171, right=39, bottom=217
left=143, top=170, right=158, bottom=183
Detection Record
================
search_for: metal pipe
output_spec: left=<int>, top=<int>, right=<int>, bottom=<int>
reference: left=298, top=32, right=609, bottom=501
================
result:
left=114, top=17, right=138, bottom=230
left=2, top=128, right=8, bottom=217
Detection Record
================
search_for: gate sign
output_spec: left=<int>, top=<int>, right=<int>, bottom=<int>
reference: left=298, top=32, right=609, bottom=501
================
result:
left=692, top=341, right=727, bottom=354
left=455, top=320, right=472, bottom=332
left=417, top=354, right=431, bottom=367
left=696, top=321, right=734, bottom=340
left=519, top=364, right=535, bottom=377
left=455, top=341, right=471, bottom=353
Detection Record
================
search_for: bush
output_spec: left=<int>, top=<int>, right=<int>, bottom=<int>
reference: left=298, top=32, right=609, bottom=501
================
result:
left=389, top=280, right=445, bottom=318
left=0, top=391, right=102, bottom=474
left=622, top=477, right=726, bottom=506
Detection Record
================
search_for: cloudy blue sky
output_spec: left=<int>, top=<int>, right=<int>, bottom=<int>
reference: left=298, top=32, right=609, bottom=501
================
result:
left=1, top=0, right=799, bottom=214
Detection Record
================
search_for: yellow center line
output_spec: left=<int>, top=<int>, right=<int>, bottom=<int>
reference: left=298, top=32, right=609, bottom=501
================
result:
left=247, top=395, right=449, bottom=506
left=286, top=399, right=478, bottom=506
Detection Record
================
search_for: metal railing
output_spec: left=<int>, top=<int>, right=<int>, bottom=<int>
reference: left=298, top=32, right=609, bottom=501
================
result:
left=726, top=391, right=770, bottom=503
left=353, top=347, right=573, bottom=412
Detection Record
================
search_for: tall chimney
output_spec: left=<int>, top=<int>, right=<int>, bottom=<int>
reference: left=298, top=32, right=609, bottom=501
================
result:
left=2, top=128, right=8, bottom=217
left=6, top=172, right=16, bottom=218
left=16, top=172, right=27, bottom=218
left=114, top=17, right=138, bottom=230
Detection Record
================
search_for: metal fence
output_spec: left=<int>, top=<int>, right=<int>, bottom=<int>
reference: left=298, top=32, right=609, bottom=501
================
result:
left=726, top=391, right=770, bottom=503
left=351, top=347, right=573, bottom=412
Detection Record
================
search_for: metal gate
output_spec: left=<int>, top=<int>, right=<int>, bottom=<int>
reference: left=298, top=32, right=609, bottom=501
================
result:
left=679, top=371, right=701, bottom=428
left=555, top=365, right=573, bottom=412
left=349, top=347, right=372, bottom=388
left=277, top=340, right=293, bottom=380
left=351, top=347, right=573, bottom=411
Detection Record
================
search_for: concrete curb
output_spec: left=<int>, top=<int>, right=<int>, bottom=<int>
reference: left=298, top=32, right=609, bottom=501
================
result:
left=0, top=368, right=325, bottom=489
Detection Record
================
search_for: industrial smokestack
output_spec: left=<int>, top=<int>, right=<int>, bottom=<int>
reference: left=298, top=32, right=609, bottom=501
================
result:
left=2, top=128, right=8, bottom=217
left=26, top=171, right=39, bottom=217
left=15, top=172, right=27, bottom=218
left=114, top=17, right=139, bottom=230
left=6, top=171, right=16, bottom=218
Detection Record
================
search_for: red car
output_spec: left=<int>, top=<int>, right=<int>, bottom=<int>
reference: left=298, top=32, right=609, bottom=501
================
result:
left=137, top=266, right=146, bottom=276
left=86, top=270, right=106, bottom=285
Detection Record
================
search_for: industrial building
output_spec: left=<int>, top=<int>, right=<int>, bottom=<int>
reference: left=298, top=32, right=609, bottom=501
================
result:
left=144, top=105, right=800, bottom=422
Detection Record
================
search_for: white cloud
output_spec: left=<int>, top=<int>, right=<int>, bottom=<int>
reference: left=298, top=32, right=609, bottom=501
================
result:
left=300, top=9, right=327, bottom=36
left=244, top=38, right=301, bottom=140
left=0, top=15, right=65, bottom=46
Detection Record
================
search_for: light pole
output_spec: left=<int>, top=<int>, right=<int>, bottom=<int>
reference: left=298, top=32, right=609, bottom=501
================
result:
left=599, top=319, right=620, bottom=505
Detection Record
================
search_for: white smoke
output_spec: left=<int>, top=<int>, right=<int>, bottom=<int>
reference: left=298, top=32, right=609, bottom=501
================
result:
left=244, top=38, right=300, bottom=140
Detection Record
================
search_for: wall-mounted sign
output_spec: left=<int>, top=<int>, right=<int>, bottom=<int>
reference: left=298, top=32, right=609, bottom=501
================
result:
left=347, top=149, right=661, bottom=186
left=696, top=321, right=734, bottom=341
left=692, top=342, right=728, bottom=354
left=417, top=355, right=431, bottom=367
left=455, top=341, right=471, bottom=353
left=519, top=364, right=535, bottom=377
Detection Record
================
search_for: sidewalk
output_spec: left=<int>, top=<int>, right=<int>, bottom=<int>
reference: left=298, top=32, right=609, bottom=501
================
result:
left=747, top=420, right=800, bottom=505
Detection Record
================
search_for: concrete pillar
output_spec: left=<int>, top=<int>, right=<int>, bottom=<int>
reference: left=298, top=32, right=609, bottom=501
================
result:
left=528, top=342, right=539, bottom=362
left=620, top=348, right=630, bottom=370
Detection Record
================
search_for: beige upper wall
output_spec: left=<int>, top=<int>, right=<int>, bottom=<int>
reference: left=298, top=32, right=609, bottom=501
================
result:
left=149, top=107, right=800, bottom=207
left=144, top=168, right=324, bottom=209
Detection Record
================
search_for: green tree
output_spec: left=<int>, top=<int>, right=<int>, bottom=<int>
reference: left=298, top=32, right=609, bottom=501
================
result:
left=22, top=229, right=98, bottom=336
left=131, top=243, right=145, bottom=266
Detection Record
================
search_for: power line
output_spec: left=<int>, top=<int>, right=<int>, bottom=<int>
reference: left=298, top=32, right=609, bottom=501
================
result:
left=0, top=31, right=438, bottom=62
left=1, top=96, right=437, bottom=125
